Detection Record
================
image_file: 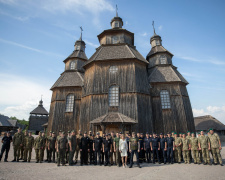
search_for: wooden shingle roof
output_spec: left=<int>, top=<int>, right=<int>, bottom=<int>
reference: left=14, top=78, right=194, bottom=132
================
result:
left=148, top=65, right=188, bottom=84
left=51, top=71, right=84, bottom=90
left=64, top=50, right=88, bottom=62
left=194, top=115, right=225, bottom=131
left=84, top=44, right=148, bottom=67
left=146, top=45, right=173, bottom=59
left=0, top=115, right=12, bottom=127
left=30, top=100, right=48, bottom=115
left=90, top=112, right=137, bottom=125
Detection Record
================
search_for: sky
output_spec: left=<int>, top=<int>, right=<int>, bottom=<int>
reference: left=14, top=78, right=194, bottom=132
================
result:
left=0, top=0, right=225, bottom=124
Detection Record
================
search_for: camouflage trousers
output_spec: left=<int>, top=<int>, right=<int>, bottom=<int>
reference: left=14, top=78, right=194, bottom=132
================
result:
left=211, top=148, right=222, bottom=164
left=20, top=146, right=24, bottom=159
left=75, top=146, right=80, bottom=162
left=58, top=149, right=66, bottom=165
left=174, top=147, right=181, bottom=163
left=201, top=148, right=210, bottom=163
left=24, top=148, right=32, bottom=161
left=182, top=150, right=190, bottom=163
left=35, top=149, right=44, bottom=162
left=192, top=150, right=200, bottom=163
left=13, top=145, right=21, bottom=160
left=115, top=148, right=121, bottom=166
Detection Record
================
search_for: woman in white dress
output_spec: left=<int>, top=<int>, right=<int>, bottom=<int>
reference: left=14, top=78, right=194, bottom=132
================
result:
left=119, top=134, right=128, bottom=168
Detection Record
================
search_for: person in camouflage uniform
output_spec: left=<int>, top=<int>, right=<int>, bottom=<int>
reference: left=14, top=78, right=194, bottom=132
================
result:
left=48, top=132, right=56, bottom=163
left=190, top=132, right=200, bottom=164
left=34, top=132, right=44, bottom=163
left=209, top=129, right=223, bottom=166
left=41, top=132, right=46, bottom=161
left=23, top=131, right=34, bottom=162
left=198, top=130, right=211, bottom=165
left=114, top=132, right=121, bottom=167
left=45, top=131, right=52, bottom=162
left=174, top=133, right=182, bottom=163
left=186, top=131, right=192, bottom=161
left=197, top=133, right=203, bottom=163
left=57, top=132, right=68, bottom=166
left=129, top=132, right=141, bottom=168
left=68, top=130, right=76, bottom=166
left=66, top=131, right=71, bottom=163
left=110, top=131, right=116, bottom=165
left=56, top=130, right=62, bottom=163
left=75, top=130, right=82, bottom=164
left=12, top=128, right=24, bottom=162
left=182, top=133, right=190, bottom=164
left=19, top=130, right=27, bottom=160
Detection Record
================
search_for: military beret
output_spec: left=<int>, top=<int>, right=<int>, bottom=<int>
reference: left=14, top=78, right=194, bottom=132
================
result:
left=191, top=132, right=195, bottom=134
left=160, top=133, right=163, bottom=135
left=187, top=131, right=190, bottom=133
left=179, top=132, right=182, bottom=134
left=174, top=132, right=177, bottom=135
left=108, top=133, right=111, bottom=136
left=200, top=130, right=204, bottom=132
left=71, top=130, right=75, bottom=133
left=198, top=132, right=200, bottom=134
left=209, top=128, right=213, bottom=131
left=171, top=131, right=174, bottom=133
left=52, top=132, right=55, bottom=134
left=146, top=132, right=149, bottom=134
left=68, top=131, right=71, bottom=133
left=96, top=132, right=100, bottom=135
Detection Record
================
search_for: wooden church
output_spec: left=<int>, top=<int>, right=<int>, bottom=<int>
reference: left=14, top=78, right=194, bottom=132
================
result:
left=47, top=13, right=195, bottom=134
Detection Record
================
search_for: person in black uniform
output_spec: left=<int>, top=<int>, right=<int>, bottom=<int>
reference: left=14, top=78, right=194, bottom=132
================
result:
left=139, top=133, right=145, bottom=163
left=166, top=132, right=174, bottom=164
left=159, top=133, right=167, bottom=164
left=126, top=133, right=130, bottom=164
left=80, top=132, right=90, bottom=166
left=144, top=132, right=151, bottom=163
left=101, top=133, right=106, bottom=164
left=93, top=132, right=103, bottom=166
left=102, top=134, right=112, bottom=166
left=89, top=134, right=95, bottom=164
left=0, top=132, right=12, bottom=162
left=150, top=132, right=161, bottom=164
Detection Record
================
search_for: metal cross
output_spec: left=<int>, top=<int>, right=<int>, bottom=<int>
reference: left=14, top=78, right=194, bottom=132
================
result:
left=152, top=21, right=156, bottom=34
left=80, top=26, right=83, bottom=40
left=116, top=4, right=118, bottom=17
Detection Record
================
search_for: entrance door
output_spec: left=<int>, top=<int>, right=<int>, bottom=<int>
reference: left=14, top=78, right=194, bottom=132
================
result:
left=105, top=124, right=119, bottom=134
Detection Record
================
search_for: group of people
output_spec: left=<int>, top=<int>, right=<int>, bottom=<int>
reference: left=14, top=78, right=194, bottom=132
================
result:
left=0, top=128, right=223, bottom=168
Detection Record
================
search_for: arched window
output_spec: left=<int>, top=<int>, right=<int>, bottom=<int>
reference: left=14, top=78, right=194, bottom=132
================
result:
left=160, top=56, right=166, bottom=64
left=160, top=90, right=171, bottom=109
left=109, top=86, right=119, bottom=106
left=109, top=66, right=118, bottom=73
left=65, top=94, right=74, bottom=112
left=70, top=61, right=76, bottom=70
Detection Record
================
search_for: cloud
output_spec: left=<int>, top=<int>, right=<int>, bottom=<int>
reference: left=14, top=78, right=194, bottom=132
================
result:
left=0, top=73, right=51, bottom=120
left=141, top=32, right=148, bottom=37
left=0, top=38, right=64, bottom=58
left=193, top=106, right=225, bottom=124
left=177, top=56, right=202, bottom=62
left=158, top=25, right=163, bottom=31
left=0, top=10, right=30, bottom=22
left=84, top=39, right=99, bottom=48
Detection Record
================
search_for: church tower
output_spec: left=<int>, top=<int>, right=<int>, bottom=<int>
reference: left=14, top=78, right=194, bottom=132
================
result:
left=146, top=23, right=195, bottom=133
left=47, top=32, right=88, bottom=133
left=79, top=11, right=154, bottom=134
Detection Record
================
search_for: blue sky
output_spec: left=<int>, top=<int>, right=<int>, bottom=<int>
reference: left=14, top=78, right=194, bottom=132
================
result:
left=0, top=0, right=225, bottom=124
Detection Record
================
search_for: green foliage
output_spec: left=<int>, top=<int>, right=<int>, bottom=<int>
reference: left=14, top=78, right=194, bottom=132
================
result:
left=10, top=116, right=29, bottom=131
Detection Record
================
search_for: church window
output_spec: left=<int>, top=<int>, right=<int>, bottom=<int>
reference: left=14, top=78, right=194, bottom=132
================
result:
left=65, top=94, right=74, bottom=112
left=156, top=40, right=160, bottom=46
left=109, top=86, right=119, bottom=106
left=115, top=22, right=119, bottom=27
left=70, top=61, right=76, bottom=70
left=160, top=56, right=167, bottom=64
left=75, top=45, right=80, bottom=50
left=109, top=66, right=118, bottom=73
left=112, top=36, right=119, bottom=44
left=160, top=90, right=171, bottom=109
